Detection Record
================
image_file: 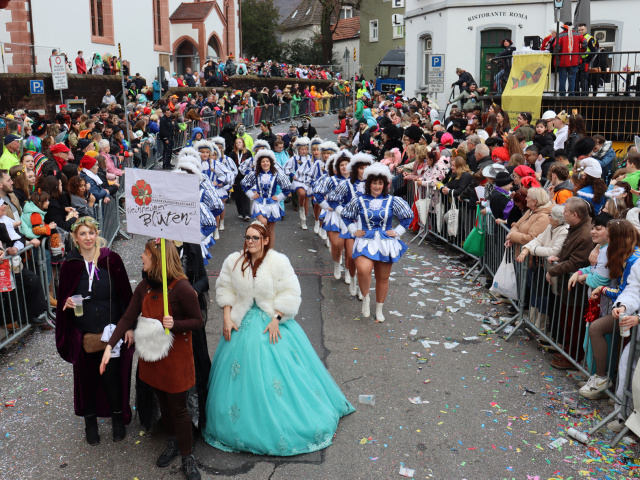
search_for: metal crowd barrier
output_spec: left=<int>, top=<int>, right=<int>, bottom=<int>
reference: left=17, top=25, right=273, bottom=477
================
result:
left=413, top=188, right=638, bottom=445
left=406, top=182, right=483, bottom=276
left=0, top=243, right=49, bottom=349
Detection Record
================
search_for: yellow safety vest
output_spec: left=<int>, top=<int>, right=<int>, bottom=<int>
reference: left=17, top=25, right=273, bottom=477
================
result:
left=582, top=34, right=595, bottom=59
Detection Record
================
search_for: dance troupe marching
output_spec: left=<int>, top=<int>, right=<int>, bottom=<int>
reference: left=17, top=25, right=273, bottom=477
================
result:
left=55, top=131, right=413, bottom=480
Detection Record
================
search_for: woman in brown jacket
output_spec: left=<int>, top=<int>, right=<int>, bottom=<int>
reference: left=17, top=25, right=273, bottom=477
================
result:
left=100, top=239, right=203, bottom=480
left=505, top=187, right=553, bottom=255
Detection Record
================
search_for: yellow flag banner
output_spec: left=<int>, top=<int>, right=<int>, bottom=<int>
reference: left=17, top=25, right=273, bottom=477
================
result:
left=501, top=52, right=551, bottom=128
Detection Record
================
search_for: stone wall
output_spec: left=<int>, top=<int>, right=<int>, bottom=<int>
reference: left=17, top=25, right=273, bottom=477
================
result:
left=162, top=76, right=334, bottom=100
left=0, top=73, right=336, bottom=117
left=0, top=73, right=124, bottom=115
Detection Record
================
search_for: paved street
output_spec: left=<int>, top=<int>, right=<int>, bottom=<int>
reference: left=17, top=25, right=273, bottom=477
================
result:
left=1, top=114, right=638, bottom=479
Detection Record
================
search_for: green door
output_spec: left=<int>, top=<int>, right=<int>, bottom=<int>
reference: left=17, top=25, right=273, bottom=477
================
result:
left=480, top=47, right=503, bottom=89
left=479, top=29, right=512, bottom=89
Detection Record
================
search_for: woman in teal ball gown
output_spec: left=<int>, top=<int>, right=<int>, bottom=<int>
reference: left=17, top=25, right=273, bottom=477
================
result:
left=202, top=222, right=354, bottom=455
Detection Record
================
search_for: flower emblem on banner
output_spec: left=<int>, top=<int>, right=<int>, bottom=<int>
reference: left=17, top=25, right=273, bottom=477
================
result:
left=132, top=180, right=152, bottom=206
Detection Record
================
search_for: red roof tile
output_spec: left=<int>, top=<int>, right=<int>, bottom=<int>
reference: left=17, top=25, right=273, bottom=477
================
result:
left=170, top=1, right=215, bottom=22
left=332, top=16, right=360, bottom=42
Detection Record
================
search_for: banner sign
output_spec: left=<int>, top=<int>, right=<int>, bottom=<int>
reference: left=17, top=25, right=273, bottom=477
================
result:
left=50, top=55, right=68, bottom=90
left=501, top=52, right=551, bottom=128
left=124, top=168, right=200, bottom=243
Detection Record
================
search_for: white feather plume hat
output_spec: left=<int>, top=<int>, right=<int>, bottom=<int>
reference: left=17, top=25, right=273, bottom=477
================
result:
left=346, top=153, right=375, bottom=172
left=363, top=162, right=393, bottom=183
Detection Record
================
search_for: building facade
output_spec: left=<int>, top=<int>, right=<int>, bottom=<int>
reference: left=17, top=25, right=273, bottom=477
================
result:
left=332, top=16, right=359, bottom=79
left=404, top=0, right=640, bottom=103
left=359, top=0, right=405, bottom=82
left=0, top=0, right=240, bottom=80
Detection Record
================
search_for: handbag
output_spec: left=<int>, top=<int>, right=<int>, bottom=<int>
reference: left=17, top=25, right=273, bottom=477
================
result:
left=463, top=205, right=485, bottom=257
left=83, top=333, right=107, bottom=353
left=490, top=250, right=518, bottom=300
left=447, top=194, right=459, bottom=236
left=415, top=183, right=431, bottom=225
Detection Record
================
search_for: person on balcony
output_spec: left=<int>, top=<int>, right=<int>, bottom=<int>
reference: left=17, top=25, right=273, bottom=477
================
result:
left=548, top=22, right=587, bottom=96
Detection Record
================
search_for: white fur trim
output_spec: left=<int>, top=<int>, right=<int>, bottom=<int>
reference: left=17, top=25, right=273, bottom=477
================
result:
left=332, top=151, right=353, bottom=169
left=346, top=153, right=375, bottom=172
left=193, top=139, right=214, bottom=152
left=319, top=141, right=339, bottom=153
left=293, top=137, right=311, bottom=149
left=252, top=139, right=271, bottom=152
left=325, top=154, right=336, bottom=171
left=178, top=146, right=200, bottom=160
left=216, top=250, right=302, bottom=328
left=175, top=154, right=201, bottom=175
left=606, top=187, right=625, bottom=199
left=310, top=137, right=324, bottom=147
left=364, top=163, right=393, bottom=182
left=255, top=149, right=276, bottom=163
left=134, top=316, right=174, bottom=362
left=211, top=136, right=226, bottom=149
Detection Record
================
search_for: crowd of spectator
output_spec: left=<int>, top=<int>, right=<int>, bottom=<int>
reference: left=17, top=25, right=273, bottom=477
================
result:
left=333, top=87, right=640, bottom=432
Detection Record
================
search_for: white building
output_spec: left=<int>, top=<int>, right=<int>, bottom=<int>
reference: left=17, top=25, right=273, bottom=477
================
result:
left=404, top=0, right=640, bottom=102
left=0, top=0, right=241, bottom=80
left=332, top=16, right=360, bottom=79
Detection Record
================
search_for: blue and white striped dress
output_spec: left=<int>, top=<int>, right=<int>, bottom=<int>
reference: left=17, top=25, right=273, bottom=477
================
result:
left=241, top=171, right=293, bottom=222
left=341, top=194, right=413, bottom=263
left=327, top=179, right=365, bottom=239
left=314, top=174, right=348, bottom=233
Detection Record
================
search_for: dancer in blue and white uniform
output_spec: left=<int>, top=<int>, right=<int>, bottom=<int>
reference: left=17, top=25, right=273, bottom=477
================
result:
left=195, top=140, right=234, bottom=239
left=315, top=150, right=352, bottom=277
left=241, top=149, right=292, bottom=248
left=289, top=137, right=314, bottom=230
left=342, top=163, right=413, bottom=322
left=313, top=141, right=339, bottom=237
left=212, top=136, right=239, bottom=179
left=239, top=140, right=269, bottom=176
left=327, top=153, right=374, bottom=297
left=174, top=149, right=224, bottom=265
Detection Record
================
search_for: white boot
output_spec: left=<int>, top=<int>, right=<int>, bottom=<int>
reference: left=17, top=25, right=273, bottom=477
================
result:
left=319, top=228, right=327, bottom=240
left=333, top=261, right=341, bottom=280
left=349, top=276, right=357, bottom=296
left=325, top=237, right=331, bottom=249
left=362, top=294, right=370, bottom=318
left=299, top=209, right=307, bottom=230
left=314, top=220, right=320, bottom=234
left=344, top=271, right=351, bottom=285
left=358, top=287, right=363, bottom=301
left=214, top=229, right=220, bottom=240
left=219, top=219, right=225, bottom=231
left=376, top=303, right=385, bottom=322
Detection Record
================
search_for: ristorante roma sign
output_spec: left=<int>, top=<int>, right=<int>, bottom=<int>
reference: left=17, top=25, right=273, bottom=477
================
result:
left=467, top=11, right=529, bottom=22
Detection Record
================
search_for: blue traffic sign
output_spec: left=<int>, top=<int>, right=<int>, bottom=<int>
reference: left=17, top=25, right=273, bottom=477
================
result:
left=431, top=55, right=443, bottom=68
left=30, top=80, right=44, bottom=94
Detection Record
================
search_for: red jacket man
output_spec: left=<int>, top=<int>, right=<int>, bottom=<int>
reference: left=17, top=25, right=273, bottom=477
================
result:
left=552, top=24, right=587, bottom=67
left=75, top=51, right=87, bottom=74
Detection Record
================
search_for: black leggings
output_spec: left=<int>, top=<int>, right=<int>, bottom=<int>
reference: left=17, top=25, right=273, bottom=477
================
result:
left=155, top=389, right=192, bottom=456
left=85, top=352, right=121, bottom=415
left=234, top=173, right=251, bottom=217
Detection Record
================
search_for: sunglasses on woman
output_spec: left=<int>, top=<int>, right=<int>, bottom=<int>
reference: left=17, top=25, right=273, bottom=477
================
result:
left=245, top=235, right=261, bottom=242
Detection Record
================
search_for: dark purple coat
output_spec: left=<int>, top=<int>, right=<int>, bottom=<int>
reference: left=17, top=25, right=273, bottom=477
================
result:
left=55, top=248, right=134, bottom=422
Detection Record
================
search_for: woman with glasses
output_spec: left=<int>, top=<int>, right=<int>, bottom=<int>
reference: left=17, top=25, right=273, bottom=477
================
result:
left=203, top=222, right=354, bottom=456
